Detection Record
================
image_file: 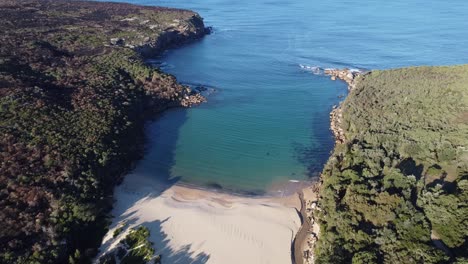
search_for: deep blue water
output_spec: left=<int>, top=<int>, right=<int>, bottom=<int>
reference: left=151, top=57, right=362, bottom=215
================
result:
left=104, top=0, right=468, bottom=194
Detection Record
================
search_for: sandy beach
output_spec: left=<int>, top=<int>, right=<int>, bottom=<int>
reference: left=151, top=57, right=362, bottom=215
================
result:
left=97, top=170, right=303, bottom=264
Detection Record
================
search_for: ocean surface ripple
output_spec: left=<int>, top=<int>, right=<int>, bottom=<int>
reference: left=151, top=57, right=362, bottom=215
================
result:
left=102, top=0, right=468, bottom=194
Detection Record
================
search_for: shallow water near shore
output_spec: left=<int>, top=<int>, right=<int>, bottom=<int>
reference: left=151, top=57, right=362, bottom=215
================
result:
left=102, top=0, right=468, bottom=194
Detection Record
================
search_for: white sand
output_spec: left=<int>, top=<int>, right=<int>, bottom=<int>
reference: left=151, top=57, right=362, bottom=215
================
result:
left=98, top=171, right=302, bottom=264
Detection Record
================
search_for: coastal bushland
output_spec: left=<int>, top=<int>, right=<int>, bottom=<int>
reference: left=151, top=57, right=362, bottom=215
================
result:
left=0, top=0, right=205, bottom=263
left=316, top=66, right=468, bottom=263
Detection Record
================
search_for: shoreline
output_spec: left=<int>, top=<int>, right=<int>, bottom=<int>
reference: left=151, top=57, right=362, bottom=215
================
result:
left=98, top=68, right=363, bottom=264
left=98, top=171, right=303, bottom=264
left=169, top=177, right=320, bottom=198
left=97, top=67, right=363, bottom=264
left=294, top=68, right=365, bottom=264
left=294, top=185, right=321, bottom=264
left=325, top=68, right=365, bottom=144
left=92, top=5, right=331, bottom=263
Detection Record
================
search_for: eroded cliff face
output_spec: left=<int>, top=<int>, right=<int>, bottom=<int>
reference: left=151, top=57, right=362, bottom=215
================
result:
left=111, top=12, right=210, bottom=57
left=145, top=15, right=206, bottom=54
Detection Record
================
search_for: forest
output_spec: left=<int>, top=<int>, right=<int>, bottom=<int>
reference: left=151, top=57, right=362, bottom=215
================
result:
left=0, top=0, right=205, bottom=263
left=315, top=66, right=468, bottom=263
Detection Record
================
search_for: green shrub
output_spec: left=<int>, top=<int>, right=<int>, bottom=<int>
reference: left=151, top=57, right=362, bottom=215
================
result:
left=316, top=65, right=468, bottom=263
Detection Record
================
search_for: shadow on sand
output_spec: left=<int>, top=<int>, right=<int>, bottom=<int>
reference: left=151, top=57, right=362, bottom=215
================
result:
left=99, top=108, right=210, bottom=263
left=104, top=211, right=210, bottom=263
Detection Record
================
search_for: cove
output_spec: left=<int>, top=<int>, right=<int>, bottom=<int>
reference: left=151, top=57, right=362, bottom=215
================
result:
left=105, top=0, right=468, bottom=194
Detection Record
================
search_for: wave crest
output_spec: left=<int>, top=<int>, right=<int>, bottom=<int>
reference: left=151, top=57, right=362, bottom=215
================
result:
left=299, top=64, right=324, bottom=75
left=299, top=64, right=365, bottom=75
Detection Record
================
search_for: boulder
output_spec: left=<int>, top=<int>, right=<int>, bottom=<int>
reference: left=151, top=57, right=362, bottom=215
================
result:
left=110, top=37, right=124, bottom=46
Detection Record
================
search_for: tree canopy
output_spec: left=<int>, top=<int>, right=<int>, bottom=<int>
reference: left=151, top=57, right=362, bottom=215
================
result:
left=316, top=65, right=468, bottom=263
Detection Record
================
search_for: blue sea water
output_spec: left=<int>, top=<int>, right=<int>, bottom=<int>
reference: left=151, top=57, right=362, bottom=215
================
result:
left=105, top=0, right=468, bottom=194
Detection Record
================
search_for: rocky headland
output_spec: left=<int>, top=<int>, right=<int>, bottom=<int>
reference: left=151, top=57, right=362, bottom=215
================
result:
left=324, top=68, right=364, bottom=90
left=310, top=65, right=468, bottom=263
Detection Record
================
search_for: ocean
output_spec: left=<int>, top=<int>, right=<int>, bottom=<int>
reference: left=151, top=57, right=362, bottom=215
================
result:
left=102, top=0, right=468, bottom=194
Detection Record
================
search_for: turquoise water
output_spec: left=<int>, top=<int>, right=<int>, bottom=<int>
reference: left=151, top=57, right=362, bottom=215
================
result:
left=106, top=0, right=468, bottom=194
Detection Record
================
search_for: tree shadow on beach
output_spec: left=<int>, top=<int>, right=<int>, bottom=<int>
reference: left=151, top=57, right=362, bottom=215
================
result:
left=97, top=107, right=212, bottom=263
left=146, top=218, right=210, bottom=264
left=100, top=210, right=210, bottom=264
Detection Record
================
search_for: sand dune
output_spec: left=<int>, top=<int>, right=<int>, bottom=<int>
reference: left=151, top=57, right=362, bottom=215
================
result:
left=97, top=172, right=302, bottom=264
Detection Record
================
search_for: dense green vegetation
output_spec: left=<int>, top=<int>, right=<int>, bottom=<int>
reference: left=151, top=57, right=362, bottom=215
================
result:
left=99, top=226, right=159, bottom=264
left=0, top=0, right=205, bottom=263
left=316, top=66, right=468, bottom=263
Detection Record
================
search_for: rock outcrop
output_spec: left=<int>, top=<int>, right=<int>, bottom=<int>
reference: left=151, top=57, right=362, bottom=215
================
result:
left=302, top=200, right=320, bottom=264
left=134, top=14, right=210, bottom=57
left=129, top=14, right=210, bottom=108
left=325, top=68, right=366, bottom=144
left=107, top=12, right=209, bottom=57
left=330, top=106, right=345, bottom=144
left=324, top=68, right=363, bottom=91
left=143, top=73, right=208, bottom=114
left=107, top=11, right=211, bottom=110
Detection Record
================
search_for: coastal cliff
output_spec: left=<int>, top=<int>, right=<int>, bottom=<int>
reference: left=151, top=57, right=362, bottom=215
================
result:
left=0, top=1, right=208, bottom=263
left=305, top=66, right=468, bottom=263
